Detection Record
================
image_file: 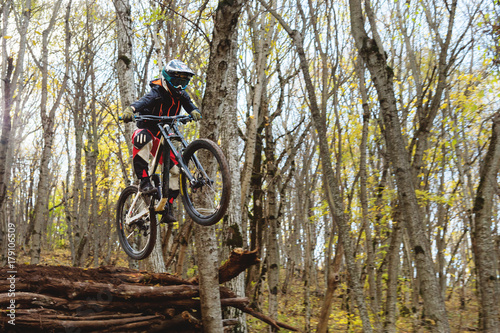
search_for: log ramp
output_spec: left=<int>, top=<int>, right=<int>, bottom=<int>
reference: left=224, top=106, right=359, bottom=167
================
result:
left=0, top=249, right=298, bottom=332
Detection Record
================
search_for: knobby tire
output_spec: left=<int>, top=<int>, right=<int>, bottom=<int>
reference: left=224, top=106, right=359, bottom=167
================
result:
left=116, top=185, right=157, bottom=260
left=180, top=139, right=231, bottom=226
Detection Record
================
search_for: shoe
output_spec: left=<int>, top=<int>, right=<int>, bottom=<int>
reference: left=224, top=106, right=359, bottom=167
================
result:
left=139, top=178, right=156, bottom=194
left=160, top=212, right=177, bottom=224
left=160, top=204, right=177, bottom=224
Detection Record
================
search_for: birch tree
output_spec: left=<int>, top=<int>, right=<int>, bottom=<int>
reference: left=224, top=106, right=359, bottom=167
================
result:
left=471, top=112, right=500, bottom=332
left=196, top=0, right=244, bottom=331
left=348, top=0, right=450, bottom=330
left=0, top=0, right=31, bottom=264
left=258, top=0, right=373, bottom=330
left=113, top=0, right=135, bottom=158
left=30, top=0, right=71, bottom=264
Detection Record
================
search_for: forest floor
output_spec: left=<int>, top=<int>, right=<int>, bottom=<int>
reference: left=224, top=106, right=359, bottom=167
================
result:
left=17, top=248, right=481, bottom=332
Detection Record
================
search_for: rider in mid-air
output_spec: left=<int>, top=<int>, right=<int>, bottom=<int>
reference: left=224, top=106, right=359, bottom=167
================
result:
left=121, top=59, right=202, bottom=223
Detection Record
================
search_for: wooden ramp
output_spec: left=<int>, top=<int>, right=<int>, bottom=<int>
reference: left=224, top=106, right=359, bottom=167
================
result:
left=0, top=249, right=298, bottom=332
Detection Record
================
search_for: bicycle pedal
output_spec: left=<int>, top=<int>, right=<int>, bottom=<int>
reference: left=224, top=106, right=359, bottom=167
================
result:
left=155, top=197, right=168, bottom=212
left=160, top=212, right=177, bottom=224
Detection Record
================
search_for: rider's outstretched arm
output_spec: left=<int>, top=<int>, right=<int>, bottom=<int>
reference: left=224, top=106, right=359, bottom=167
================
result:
left=131, top=87, right=160, bottom=115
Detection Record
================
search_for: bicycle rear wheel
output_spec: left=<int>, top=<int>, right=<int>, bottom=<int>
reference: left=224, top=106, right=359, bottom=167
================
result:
left=116, top=185, right=157, bottom=260
left=180, top=139, right=231, bottom=226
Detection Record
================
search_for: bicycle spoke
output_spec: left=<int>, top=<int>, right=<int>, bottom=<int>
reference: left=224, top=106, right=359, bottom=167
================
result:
left=116, top=186, right=157, bottom=260
left=125, top=209, right=149, bottom=225
left=181, top=139, right=230, bottom=225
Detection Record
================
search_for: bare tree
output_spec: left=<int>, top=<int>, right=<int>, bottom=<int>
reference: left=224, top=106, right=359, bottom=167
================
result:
left=113, top=0, right=135, bottom=168
left=258, top=0, right=373, bottom=330
left=471, top=112, right=500, bottom=332
left=196, top=0, right=244, bottom=331
left=348, top=0, right=450, bottom=330
left=0, top=0, right=31, bottom=264
left=30, top=0, right=71, bottom=264
left=114, top=0, right=136, bottom=117
left=240, top=2, right=274, bottom=213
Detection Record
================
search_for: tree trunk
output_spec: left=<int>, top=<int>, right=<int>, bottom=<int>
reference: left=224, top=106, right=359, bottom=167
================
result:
left=316, top=243, right=343, bottom=333
left=240, top=4, right=273, bottom=212
left=357, top=59, right=380, bottom=326
left=264, top=91, right=279, bottom=331
left=88, top=56, right=100, bottom=268
left=218, top=3, right=247, bottom=330
left=0, top=55, right=13, bottom=266
left=436, top=140, right=448, bottom=299
left=471, top=112, right=500, bottom=332
left=0, top=0, right=31, bottom=265
left=259, top=2, right=373, bottom=330
left=383, top=211, right=402, bottom=333
left=243, top=7, right=274, bottom=294
left=113, top=0, right=135, bottom=113
left=349, top=0, right=450, bottom=331
left=303, top=197, right=312, bottom=333
left=246, top=129, right=264, bottom=297
left=113, top=0, right=135, bottom=168
left=113, top=0, right=137, bottom=270
left=193, top=225, right=223, bottom=332
left=197, top=1, right=244, bottom=332
left=70, top=96, right=84, bottom=265
left=30, top=0, right=70, bottom=264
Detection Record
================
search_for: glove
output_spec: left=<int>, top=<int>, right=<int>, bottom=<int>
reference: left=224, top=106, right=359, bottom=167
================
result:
left=121, top=106, right=134, bottom=123
left=191, top=109, right=202, bottom=121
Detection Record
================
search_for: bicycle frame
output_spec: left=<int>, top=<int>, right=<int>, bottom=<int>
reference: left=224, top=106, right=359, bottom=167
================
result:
left=125, top=115, right=210, bottom=225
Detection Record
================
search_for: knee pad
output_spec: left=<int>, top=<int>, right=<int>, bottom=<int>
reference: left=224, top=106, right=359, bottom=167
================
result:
left=132, top=129, right=154, bottom=179
left=133, top=129, right=153, bottom=150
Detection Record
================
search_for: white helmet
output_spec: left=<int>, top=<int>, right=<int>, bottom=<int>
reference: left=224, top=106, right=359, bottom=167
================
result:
left=161, top=59, right=195, bottom=90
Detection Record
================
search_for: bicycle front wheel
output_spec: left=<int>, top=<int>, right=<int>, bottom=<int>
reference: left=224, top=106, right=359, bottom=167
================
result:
left=180, top=139, right=231, bottom=226
left=116, top=185, right=157, bottom=260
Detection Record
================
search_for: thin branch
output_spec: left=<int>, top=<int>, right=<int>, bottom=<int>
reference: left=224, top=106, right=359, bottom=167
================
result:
left=151, top=0, right=210, bottom=45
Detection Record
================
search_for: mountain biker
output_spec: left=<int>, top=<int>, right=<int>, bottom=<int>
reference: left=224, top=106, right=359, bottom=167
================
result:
left=121, top=59, right=202, bottom=223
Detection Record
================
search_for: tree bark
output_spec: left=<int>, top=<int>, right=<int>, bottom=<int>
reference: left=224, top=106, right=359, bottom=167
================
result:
left=263, top=88, right=280, bottom=331
left=113, top=0, right=135, bottom=168
left=471, top=112, right=500, bottom=332
left=197, top=1, right=244, bottom=332
left=0, top=250, right=297, bottom=332
left=383, top=212, right=402, bottom=333
left=215, top=1, right=247, bottom=331
left=0, top=0, right=31, bottom=265
left=240, top=3, right=273, bottom=212
left=0, top=55, right=13, bottom=266
left=356, top=58, right=380, bottom=327
left=30, top=0, right=71, bottom=264
left=348, top=0, right=450, bottom=331
left=113, top=0, right=135, bottom=110
left=246, top=128, right=264, bottom=297
left=259, top=1, right=373, bottom=331
left=193, top=224, right=224, bottom=332
left=303, top=195, right=312, bottom=332
left=316, top=243, right=343, bottom=333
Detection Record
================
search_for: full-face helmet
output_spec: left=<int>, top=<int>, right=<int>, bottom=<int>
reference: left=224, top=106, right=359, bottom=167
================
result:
left=161, top=59, right=195, bottom=90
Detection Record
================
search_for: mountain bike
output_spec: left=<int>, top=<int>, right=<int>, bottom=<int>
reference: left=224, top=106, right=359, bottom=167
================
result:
left=116, top=114, right=231, bottom=260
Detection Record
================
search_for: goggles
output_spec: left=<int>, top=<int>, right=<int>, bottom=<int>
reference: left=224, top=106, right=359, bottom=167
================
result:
left=164, top=71, right=191, bottom=90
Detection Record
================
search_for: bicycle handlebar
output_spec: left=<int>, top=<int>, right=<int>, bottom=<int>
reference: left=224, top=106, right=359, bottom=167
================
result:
left=119, top=114, right=193, bottom=124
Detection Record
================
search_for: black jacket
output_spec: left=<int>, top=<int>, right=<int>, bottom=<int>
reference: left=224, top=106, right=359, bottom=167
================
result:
left=131, top=79, right=199, bottom=134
